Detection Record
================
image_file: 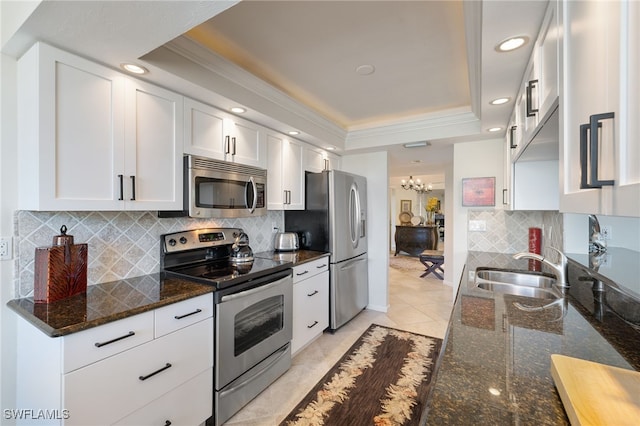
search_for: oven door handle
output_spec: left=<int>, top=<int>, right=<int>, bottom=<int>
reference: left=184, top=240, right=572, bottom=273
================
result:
left=220, top=273, right=290, bottom=302
left=219, top=343, right=290, bottom=398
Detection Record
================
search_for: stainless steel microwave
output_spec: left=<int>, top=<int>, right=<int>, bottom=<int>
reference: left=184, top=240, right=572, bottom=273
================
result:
left=159, top=155, right=267, bottom=218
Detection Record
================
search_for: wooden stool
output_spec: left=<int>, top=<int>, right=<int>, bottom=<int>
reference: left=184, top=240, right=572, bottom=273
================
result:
left=419, top=250, right=444, bottom=280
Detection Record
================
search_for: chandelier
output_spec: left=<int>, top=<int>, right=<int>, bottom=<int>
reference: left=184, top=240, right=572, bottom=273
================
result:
left=401, top=176, right=432, bottom=193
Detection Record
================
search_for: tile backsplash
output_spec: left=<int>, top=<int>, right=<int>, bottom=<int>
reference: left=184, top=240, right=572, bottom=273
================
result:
left=468, top=210, right=563, bottom=256
left=14, top=210, right=284, bottom=298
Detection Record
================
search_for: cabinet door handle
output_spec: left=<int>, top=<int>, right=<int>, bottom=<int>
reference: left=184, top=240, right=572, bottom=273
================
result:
left=307, top=290, right=319, bottom=297
left=307, top=321, right=319, bottom=329
left=579, top=123, right=592, bottom=189
left=526, top=79, right=539, bottom=117
left=225, top=135, right=230, bottom=154
left=174, top=308, right=202, bottom=320
left=95, top=331, right=135, bottom=348
left=509, top=125, right=517, bottom=149
left=118, top=174, right=124, bottom=200
left=317, top=264, right=327, bottom=269
left=324, top=159, right=329, bottom=170
left=232, top=137, right=237, bottom=155
left=296, top=270, right=309, bottom=276
left=502, top=188, right=508, bottom=205
left=139, top=363, right=172, bottom=381
left=589, top=112, right=615, bottom=188
left=130, top=175, right=136, bottom=200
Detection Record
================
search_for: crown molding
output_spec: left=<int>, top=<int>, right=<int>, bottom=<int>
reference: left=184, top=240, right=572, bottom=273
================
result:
left=463, top=0, right=482, bottom=119
left=345, top=109, right=481, bottom=150
left=165, top=36, right=347, bottom=145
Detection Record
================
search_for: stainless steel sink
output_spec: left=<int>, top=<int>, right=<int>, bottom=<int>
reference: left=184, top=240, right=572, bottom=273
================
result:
left=476, top=282, right=560, bottom=300
left=475, top=269, right=556, bottom=288
left=474, top=268, right=560, bottom=300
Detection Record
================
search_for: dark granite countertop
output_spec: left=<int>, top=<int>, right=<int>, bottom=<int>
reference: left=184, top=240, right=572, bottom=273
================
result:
left=7, top=273, right=213, bottom=337
left=423, top=251, right=640, bottom=425
left=253, top=250, right=329, bottom=265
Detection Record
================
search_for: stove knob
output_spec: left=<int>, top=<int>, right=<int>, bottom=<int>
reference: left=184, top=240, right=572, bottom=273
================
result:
left=179, top=237, right=188, bottom=244
left=168, top=238, right=177, bottom=247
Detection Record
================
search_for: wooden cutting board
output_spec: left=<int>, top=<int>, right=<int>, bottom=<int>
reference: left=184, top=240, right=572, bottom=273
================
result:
left=551, top=354, right=640, bottom=425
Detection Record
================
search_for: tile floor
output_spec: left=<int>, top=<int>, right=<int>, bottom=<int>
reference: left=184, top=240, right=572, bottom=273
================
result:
left=224, top=255, right=454, bottom=425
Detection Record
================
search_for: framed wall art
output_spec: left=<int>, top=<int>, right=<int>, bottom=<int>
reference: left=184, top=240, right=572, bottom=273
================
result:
left=462, top=177, right=495, bottom=207
left=400, top=200, right=412, bottom=212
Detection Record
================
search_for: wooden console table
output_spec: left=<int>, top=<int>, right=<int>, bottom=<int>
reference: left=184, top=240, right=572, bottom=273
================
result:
left=394, top=225, right=439, bottom=256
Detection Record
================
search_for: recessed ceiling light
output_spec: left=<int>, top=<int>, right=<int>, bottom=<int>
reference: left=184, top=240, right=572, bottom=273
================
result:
left=355, top=64, right=375, bottom=76
left=288, top=131, right=300, bottom=136
left=488, top=127, right=503, bottom=132
left=326, top=146, right=336, bottom=151
left=496, top=36, right=529, bottom=52
left=230, top=107, right=246, bottom=114
left=403, top=141, right=430, bottom=148
left=490, top=97, right=511, bottom=105
left=120, top=63, right=148, bottom=75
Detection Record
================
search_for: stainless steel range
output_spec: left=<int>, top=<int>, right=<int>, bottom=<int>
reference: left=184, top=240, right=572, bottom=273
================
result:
left=160, top=228, right=293, bottom=426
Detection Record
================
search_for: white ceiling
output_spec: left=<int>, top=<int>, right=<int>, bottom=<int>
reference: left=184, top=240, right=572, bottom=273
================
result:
left=2, top=0, right=548, bottom=185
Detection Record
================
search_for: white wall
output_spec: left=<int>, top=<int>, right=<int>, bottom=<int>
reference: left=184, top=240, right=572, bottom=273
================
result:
left=341, top=151, right=389, bottom=312
left=1, top=52, right=19, bottom=421
left=452, top=138, right=504, bottom=292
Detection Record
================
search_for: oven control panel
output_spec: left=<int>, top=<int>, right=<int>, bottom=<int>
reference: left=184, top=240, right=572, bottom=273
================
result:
left=162, top=228, right=244, bottom=253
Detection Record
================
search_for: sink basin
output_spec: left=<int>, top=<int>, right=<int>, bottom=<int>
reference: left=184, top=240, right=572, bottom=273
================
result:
left=474, top=268, right=560, bottom=300
left=476, top=282, right=560, bottom=300
left=475, top=269, right=556, bottom=288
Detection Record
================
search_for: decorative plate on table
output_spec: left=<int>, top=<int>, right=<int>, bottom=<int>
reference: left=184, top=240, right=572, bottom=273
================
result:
left=410, top=216, right=422, bottom=226
left=399, top=211, right=413, bottom=224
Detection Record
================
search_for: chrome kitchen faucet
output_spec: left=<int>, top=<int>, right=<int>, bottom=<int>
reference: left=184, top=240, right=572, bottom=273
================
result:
left=513, top=247, right=569, bottom=288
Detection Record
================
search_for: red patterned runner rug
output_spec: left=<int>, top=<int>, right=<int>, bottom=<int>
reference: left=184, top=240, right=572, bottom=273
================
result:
left=280, top=324, right=442, bottom=426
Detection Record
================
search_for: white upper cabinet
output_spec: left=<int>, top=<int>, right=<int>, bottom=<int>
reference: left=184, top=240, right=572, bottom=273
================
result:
left=184, top=97, right=227, bottom=159
left=227, top=118, right=266, bottom=168
left=504, top=0, right=560, bottom=211
left=537, top=1, right=560, bottom=119
left=184, top=98, right=267, bottom=168
left=124, top=79, right=183, bottom=210
left=18, top=42, right=183, bottom=211
left=303, top=145, right=326, bottom=173
left=560, top=0, right=639, bottom=217
left=512, top=0, right=560, bottom=162
left=267, top=132, right=304, bottom=210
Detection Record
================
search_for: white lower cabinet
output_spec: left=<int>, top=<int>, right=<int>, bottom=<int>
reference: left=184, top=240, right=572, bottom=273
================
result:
left=15, top=294, right=214, bottom=426
left=292, top=257, right=329, bottom=355
left=64, top=319, right=212, bottom=426
left=113, top=369, right=212, bottom=426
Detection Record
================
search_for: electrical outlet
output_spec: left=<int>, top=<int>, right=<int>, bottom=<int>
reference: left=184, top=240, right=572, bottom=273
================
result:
left=0, top=237, right=12, bottom=260
left=468, top=220, right=486, bottom=232
left=601, top=225, right=612, bottom=240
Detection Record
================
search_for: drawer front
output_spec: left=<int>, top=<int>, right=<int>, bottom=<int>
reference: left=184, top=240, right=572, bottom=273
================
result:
left=63, top=311, right=154, bottom=373
left=154, top=293, right=213, bottom=337
left=292, top=271, right=329, bottom=354
left=63, top=319, right=213, bottom=426
left=292, top=256, right=329, bottom=283
left=113, top=368, right=212, bottom=426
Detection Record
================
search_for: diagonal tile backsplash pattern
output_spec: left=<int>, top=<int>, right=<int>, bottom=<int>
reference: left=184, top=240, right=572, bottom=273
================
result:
left=14, top=210, right=284, bottom=298
left=468, top=210, right=563, bottom=257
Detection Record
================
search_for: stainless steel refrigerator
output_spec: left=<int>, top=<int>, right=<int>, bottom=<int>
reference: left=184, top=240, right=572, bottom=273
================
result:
left=285, top=170, right=368, bottom=330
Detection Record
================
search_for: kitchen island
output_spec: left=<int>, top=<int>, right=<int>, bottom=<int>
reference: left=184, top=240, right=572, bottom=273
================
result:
left=422, top=251, right=640, bottom=425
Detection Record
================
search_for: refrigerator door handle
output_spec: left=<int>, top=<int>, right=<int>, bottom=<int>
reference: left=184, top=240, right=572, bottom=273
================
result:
left=349, top=183, right=360, bottom=249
